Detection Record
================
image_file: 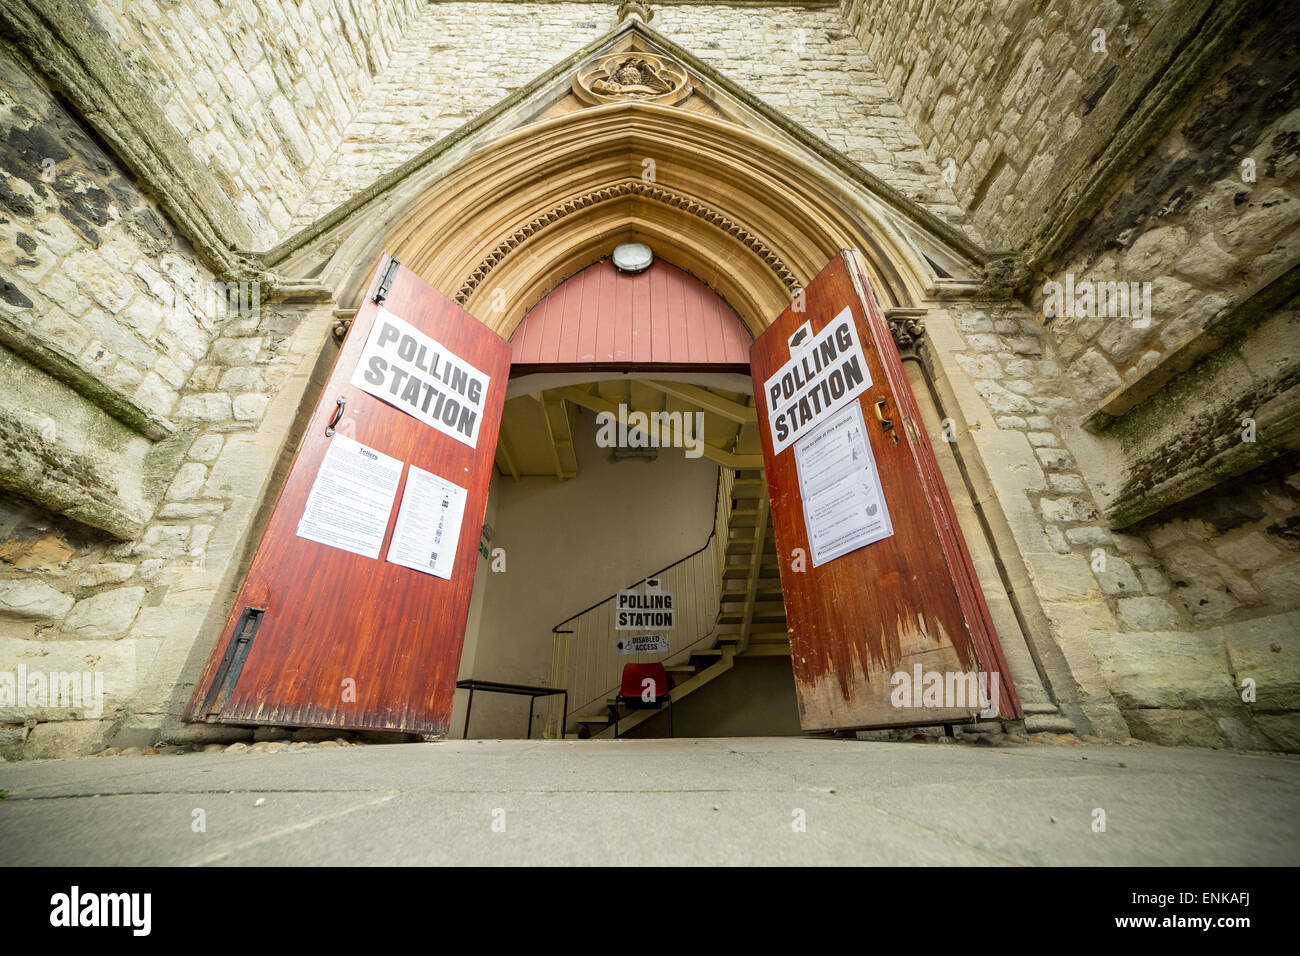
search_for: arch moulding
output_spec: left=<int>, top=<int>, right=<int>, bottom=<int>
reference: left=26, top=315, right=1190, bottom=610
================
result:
left=279, top=103, right=971, bottom=337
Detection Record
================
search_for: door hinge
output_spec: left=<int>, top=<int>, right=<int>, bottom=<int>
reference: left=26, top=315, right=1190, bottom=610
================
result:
left=374, top=256, right=400, bottom=304
left=203, top=606, right=264, bottom=712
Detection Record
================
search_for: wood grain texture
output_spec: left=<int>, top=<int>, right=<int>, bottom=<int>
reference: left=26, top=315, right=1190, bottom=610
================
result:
left=185, top=257, right=510, bottom=735
left=509, top=258, right=752, bottom=371
left=751, top=250, right=1021, bottom=731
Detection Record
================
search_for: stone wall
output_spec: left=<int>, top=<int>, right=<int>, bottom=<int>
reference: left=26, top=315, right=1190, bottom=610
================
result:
left=0, top=47, right=339, bottom=758
left=928, top=296, right=1299, bottom=750
left=0, top=47, right=224, bottom=538
left=86, top=0, right=421, bottom=246
left=842, top=0, right=1166, bottom=251
left=1029, top=17, right=1298, bottom=407
left=292, top=1, right=972, bottom=235
left=1, top=0, right=1295, bottom=758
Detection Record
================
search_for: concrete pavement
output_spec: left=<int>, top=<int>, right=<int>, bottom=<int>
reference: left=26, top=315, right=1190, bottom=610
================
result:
left=1, top=736, right=1298, bottom=865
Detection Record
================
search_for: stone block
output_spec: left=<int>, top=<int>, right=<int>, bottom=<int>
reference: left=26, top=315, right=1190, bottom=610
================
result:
left=20, top=719, right=113, bottom=759
left=1123, top=708, right=1229, bottom=748
left=0, top=580, right=73, bottom=622
left=78, top=563, right=135, bottom=588
left=1099, top=629, right=1234, bottom=710
left=61, top=586, right=147, bottom=638
left=1041, top=497, right=1098, bottom=523
left=1225, top=612, right=1300, bottom=710
left=1117, top=596, right=1182, bottom=630
left=166, top=462, right=208, bottom=501
left=176, top=393, right=232, bottom=421
left=232, top=393, right=269, bottom=421
left=1254, top=713, right=1300, bottom=753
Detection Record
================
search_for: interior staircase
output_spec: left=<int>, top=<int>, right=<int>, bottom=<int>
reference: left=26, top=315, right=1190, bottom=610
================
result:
left=573, top=467, right=790, bottom=739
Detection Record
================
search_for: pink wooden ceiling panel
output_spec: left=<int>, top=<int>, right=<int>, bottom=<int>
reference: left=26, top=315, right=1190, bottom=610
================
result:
left=509, top=258, right=752, bottom=368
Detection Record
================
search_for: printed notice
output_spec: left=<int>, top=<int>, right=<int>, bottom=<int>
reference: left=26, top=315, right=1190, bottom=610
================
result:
left=350, top=307, right=491, bottom=449
left=794, top=400, right=893, bottom=567
left=616, top=634, right=670, bottom=655
left=296, top=434, right=403, bottom=559
left=386, top=466, right=468, bottom=579
left=763, top=306, right=872, bottom=455
left=615, top=588, right=676, bottom=630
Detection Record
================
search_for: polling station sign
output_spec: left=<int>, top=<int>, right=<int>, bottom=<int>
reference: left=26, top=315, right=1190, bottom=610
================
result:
left=350, top=307, right=491, bottom=449
left=763, top=306, right=872, bottom=455
left=615, top=588, right=675, bottom=630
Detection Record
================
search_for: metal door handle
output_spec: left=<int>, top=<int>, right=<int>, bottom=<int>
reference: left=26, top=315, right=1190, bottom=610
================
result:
left=325, top=396, right=346, bottom=436
left=874, top=398, right=893, bottom=432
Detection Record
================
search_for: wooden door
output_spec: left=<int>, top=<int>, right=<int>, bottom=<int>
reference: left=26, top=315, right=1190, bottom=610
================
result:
left=751, top=250, right=1020, bottom=731
left=185, top=256, right=510, bottom=736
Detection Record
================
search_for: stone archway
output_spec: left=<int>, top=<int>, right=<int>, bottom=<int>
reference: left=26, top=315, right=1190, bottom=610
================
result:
left=271, top=101, right=974, bottom=334
left=261, top=91, right=1070, bottom=736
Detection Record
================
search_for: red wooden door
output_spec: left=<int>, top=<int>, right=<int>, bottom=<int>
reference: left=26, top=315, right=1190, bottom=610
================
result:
left=751, top=250, right=1020, bottom=731
left=185, top=256, right=510, bottom=736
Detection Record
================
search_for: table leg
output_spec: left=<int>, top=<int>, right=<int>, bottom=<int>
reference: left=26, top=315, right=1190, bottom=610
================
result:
left=463, top=687, right=474, bottom=739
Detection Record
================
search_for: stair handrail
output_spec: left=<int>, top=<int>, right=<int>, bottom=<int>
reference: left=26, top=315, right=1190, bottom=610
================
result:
left=545, top=467, right=737, bottom=736
left=551, top=470, right=726, bottom=637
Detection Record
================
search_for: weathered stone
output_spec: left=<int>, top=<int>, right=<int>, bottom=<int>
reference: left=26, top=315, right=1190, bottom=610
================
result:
left=1123, top=709, right=1229, bottom=749
left=1254, top=714, right=1300, bottom=753
left=175, top=393, right=232, bottom=421
left=232, top=393, right=269, bottom=421
left=61, top=586, right=146, bottom=638
left=1041, top=497, right=1098, bottom=523
left=1095, top=556, right=1142, bottom=596
left=166, top=462, right=208, bottom=501
left=0, top=579, right=74, bottom=622
left=1253, top=562, right=1300, bottom=610
left=1116, top=596, right=1182, bottom=630
left=1225, top=615, right=1300, bottom=711
left=77, top=563, right=135, bottom=588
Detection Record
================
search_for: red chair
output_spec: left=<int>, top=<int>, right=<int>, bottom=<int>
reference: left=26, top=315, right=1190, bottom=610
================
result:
left=611, top=662, right=673, bottom=738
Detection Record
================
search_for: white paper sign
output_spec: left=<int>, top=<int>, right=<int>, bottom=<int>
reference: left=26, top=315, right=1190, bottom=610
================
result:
left=763, top=307, right=872, bottom=455
left=615, top=589, right=676, bottom=630
left=350, top=307, right=491, bottom=449
left=296, top=434, right=403, bottom=559
left=794, top=400, right=893, bottom=567
left=616, top=634, right=670, bottom=655
left=386, top=466, right=469, bottom=579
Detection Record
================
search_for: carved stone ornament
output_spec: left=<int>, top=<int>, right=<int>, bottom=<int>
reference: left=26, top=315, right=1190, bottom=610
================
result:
left=886, top=311, right=927, bottom=356
left=573, top=52, right=689, bottom=106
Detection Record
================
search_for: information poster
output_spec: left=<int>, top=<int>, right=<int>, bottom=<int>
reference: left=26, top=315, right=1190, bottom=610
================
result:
left=350, top=307, right=492, bottom=449
left=386, top=465, right=469, bottom=580
left=296, top=435, right=403, bottom=559
left=794, top=400, right=893, bottom=567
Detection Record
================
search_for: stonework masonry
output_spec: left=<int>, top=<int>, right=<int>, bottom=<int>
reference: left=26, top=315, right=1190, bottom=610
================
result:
left=86, top=0, right=422, bottom=246
left=291, top=2, right=974, bottom=234
left=0, top=0, right=1295, bottom=757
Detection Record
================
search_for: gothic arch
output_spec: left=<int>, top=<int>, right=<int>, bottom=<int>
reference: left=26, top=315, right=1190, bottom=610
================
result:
left=281, top=102, right=974, bottom=334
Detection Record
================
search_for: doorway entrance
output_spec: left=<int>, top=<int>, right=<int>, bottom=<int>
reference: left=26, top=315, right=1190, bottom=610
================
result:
left=185, top=248, right=1021, bottom=740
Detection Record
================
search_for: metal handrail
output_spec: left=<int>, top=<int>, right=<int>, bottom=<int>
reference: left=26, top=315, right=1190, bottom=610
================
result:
left=551, top=472, right=726, bottom=636
left=544, top=467, right=738, bottom=737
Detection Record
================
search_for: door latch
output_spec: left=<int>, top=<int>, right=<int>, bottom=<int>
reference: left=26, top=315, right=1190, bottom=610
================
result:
left=325, top=396, right=346, bottom=436
left=874, top=398, right=899, bottom=444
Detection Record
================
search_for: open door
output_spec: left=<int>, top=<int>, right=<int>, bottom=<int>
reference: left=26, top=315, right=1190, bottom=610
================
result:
left=751, top=250, right=1020, bottom=731
left=186, top=255, right=510, bottom=736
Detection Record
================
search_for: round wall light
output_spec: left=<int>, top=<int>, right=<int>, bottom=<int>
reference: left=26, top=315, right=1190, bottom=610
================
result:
left=612, top=241, right=653, bottom=274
